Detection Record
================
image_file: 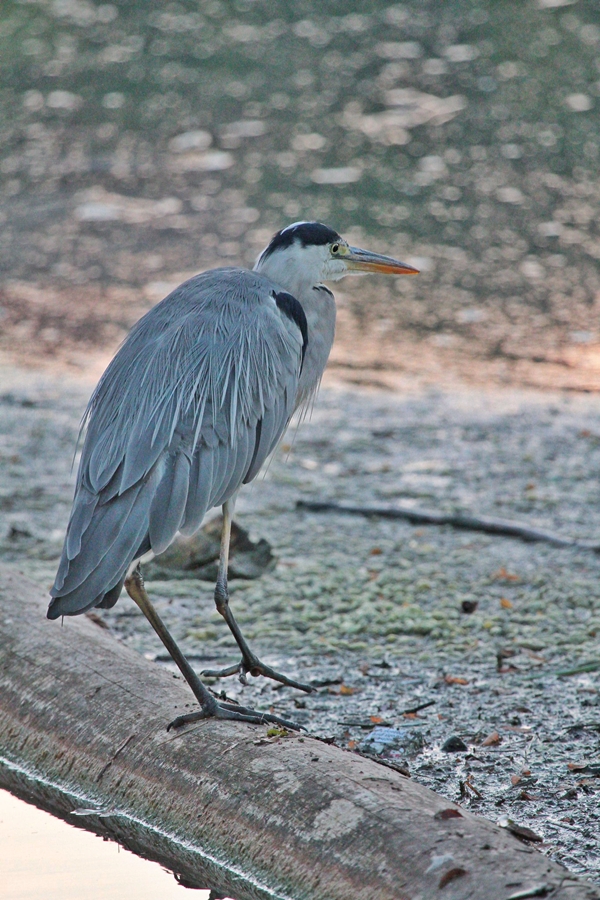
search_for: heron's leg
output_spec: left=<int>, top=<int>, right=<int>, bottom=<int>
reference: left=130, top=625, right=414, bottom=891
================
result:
left=202, top=500, right=315, bottom=694
left=124, top=565, right=301, bottom=731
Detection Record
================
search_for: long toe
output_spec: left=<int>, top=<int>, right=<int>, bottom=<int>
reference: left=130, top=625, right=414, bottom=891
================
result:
left=202, top=655, right=315, bottom=693
left=168, top=702, right=302, bottom=731
left=201, top=663, right=242, bottom=678
left=215, top=706, right=278, bottom=726
left=218, top=701, right=304, bottom=730
left=251, top=661, right=315, bottom=693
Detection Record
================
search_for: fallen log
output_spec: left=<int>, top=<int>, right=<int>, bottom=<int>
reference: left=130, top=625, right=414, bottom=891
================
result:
left=0, top=564, right=597, bottom=900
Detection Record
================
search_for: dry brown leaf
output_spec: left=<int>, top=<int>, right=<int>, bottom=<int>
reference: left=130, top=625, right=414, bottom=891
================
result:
left=492, top=567, right=520, bottom=582
left=444, top=674, right=469, bottom=685
left=500, top=597, right=513, bottom=609
left=339, top=684, right=359, bottom=695
left=504, top=821, right=543, bottom=843
left=481, top=731, right=501, bottom=746
left=439, top=867, right=468, bottom=889
left=434, top=808, right=463, bottom=820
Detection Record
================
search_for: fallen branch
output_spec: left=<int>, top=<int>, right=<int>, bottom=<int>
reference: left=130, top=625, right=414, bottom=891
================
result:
left=1, top=566, right=598, bottom=899
left=297, top=500, right=600, bottom=552
left=557, top=661, right=600, bottom=677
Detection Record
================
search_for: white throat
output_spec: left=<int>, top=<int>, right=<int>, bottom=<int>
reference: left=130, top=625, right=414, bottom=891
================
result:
left=254, top=243, right=329, bottom=298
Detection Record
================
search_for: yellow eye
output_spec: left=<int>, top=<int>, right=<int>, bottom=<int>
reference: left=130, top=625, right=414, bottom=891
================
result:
left=331, top=243, right=340, bottom=254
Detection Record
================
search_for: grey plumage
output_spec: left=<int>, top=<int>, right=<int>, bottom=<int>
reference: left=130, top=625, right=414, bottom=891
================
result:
left=49, top=267, right=305, bottom=619
left=48, top=222, right=417, bottom=641
left=180, top=447, right=214, bottom=536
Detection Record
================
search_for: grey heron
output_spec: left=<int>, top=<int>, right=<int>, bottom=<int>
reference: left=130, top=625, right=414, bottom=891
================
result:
left=48, top=221, right=418, bottom=728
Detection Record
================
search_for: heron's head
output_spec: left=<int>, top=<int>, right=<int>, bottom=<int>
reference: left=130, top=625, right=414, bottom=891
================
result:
left=254, top=221, right=418, bottom=294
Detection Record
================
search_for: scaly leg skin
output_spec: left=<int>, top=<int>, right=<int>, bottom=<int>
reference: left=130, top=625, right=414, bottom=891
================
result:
left=201, top=498, right=315, bottom=694
left=124, top=566, right=302, bottom=731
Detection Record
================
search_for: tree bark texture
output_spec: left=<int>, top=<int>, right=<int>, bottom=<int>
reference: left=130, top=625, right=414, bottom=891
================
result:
left=0, top=565, right=597, bottom=900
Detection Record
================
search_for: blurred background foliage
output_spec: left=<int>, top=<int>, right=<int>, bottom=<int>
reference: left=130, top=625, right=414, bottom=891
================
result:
left=1, top=0, right=600, bottom=386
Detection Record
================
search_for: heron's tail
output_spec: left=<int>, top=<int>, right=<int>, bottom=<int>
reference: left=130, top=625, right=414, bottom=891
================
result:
left=47, top=469, right=164, bottom=619
left=47, top=575, right=126, bottom=619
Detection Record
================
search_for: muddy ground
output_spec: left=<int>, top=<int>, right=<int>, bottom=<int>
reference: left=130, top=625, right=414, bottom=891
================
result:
left=1, top=359, right=599, bottom=885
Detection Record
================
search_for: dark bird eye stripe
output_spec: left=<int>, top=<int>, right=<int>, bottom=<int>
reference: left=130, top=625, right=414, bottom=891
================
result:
left=273, top=290, right=308, bottom=365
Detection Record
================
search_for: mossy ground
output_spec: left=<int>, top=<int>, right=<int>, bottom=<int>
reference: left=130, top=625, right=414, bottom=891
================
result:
left=2, top=365, right=600, bottom=883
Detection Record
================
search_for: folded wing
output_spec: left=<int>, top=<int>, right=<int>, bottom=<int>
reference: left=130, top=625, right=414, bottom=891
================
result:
left=48, top=269, right=304, bottom=619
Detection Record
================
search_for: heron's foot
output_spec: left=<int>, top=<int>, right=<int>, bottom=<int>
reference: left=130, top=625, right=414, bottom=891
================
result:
left=202, top=655, right=315, bottom=694
left=167, top=699, right=302, bottom=731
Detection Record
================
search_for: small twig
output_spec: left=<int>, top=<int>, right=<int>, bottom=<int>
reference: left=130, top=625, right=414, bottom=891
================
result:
left=557, top=660, right=600, bottom=676
left=401, top=700, right=435, bottom=715
left=339, top=720, right=393, bottom=728
left=311, top=676, right=343, bottom=688
left=222, top=738, right=251, bottom=755
left=359, top=754, right=410, bottom=778
left=460, top=776, right=483, bottom=799
left=564, top=722, right=600, bottom=732
left=297, top=500, right=600, bottom=552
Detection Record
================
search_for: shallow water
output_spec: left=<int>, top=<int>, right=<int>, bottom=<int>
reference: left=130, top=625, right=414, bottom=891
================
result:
left=0, top=788, right=226, bottom=900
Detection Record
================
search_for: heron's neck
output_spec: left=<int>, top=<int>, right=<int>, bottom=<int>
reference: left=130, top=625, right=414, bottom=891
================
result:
left=253, top=252, right=336, bottom=406
left=253, top=250, right=321, bottom=299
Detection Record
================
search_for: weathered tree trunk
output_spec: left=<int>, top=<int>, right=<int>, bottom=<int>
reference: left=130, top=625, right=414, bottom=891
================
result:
left=0, top=564, right=597, bottom=900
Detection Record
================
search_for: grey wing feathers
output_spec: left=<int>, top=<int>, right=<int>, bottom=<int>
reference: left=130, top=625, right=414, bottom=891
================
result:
left=212, top=426, right=253, bottom=509
left=244, top=385, right=295, bottom=484
left=148, top=449, right=191, bottom=555
left=179, top=448, right=214, bottom=536
left=49, top=268, right=304, bottom=618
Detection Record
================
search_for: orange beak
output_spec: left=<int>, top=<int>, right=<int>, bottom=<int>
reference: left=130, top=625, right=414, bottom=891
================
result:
left=346, top=246, right=420, bottom=275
